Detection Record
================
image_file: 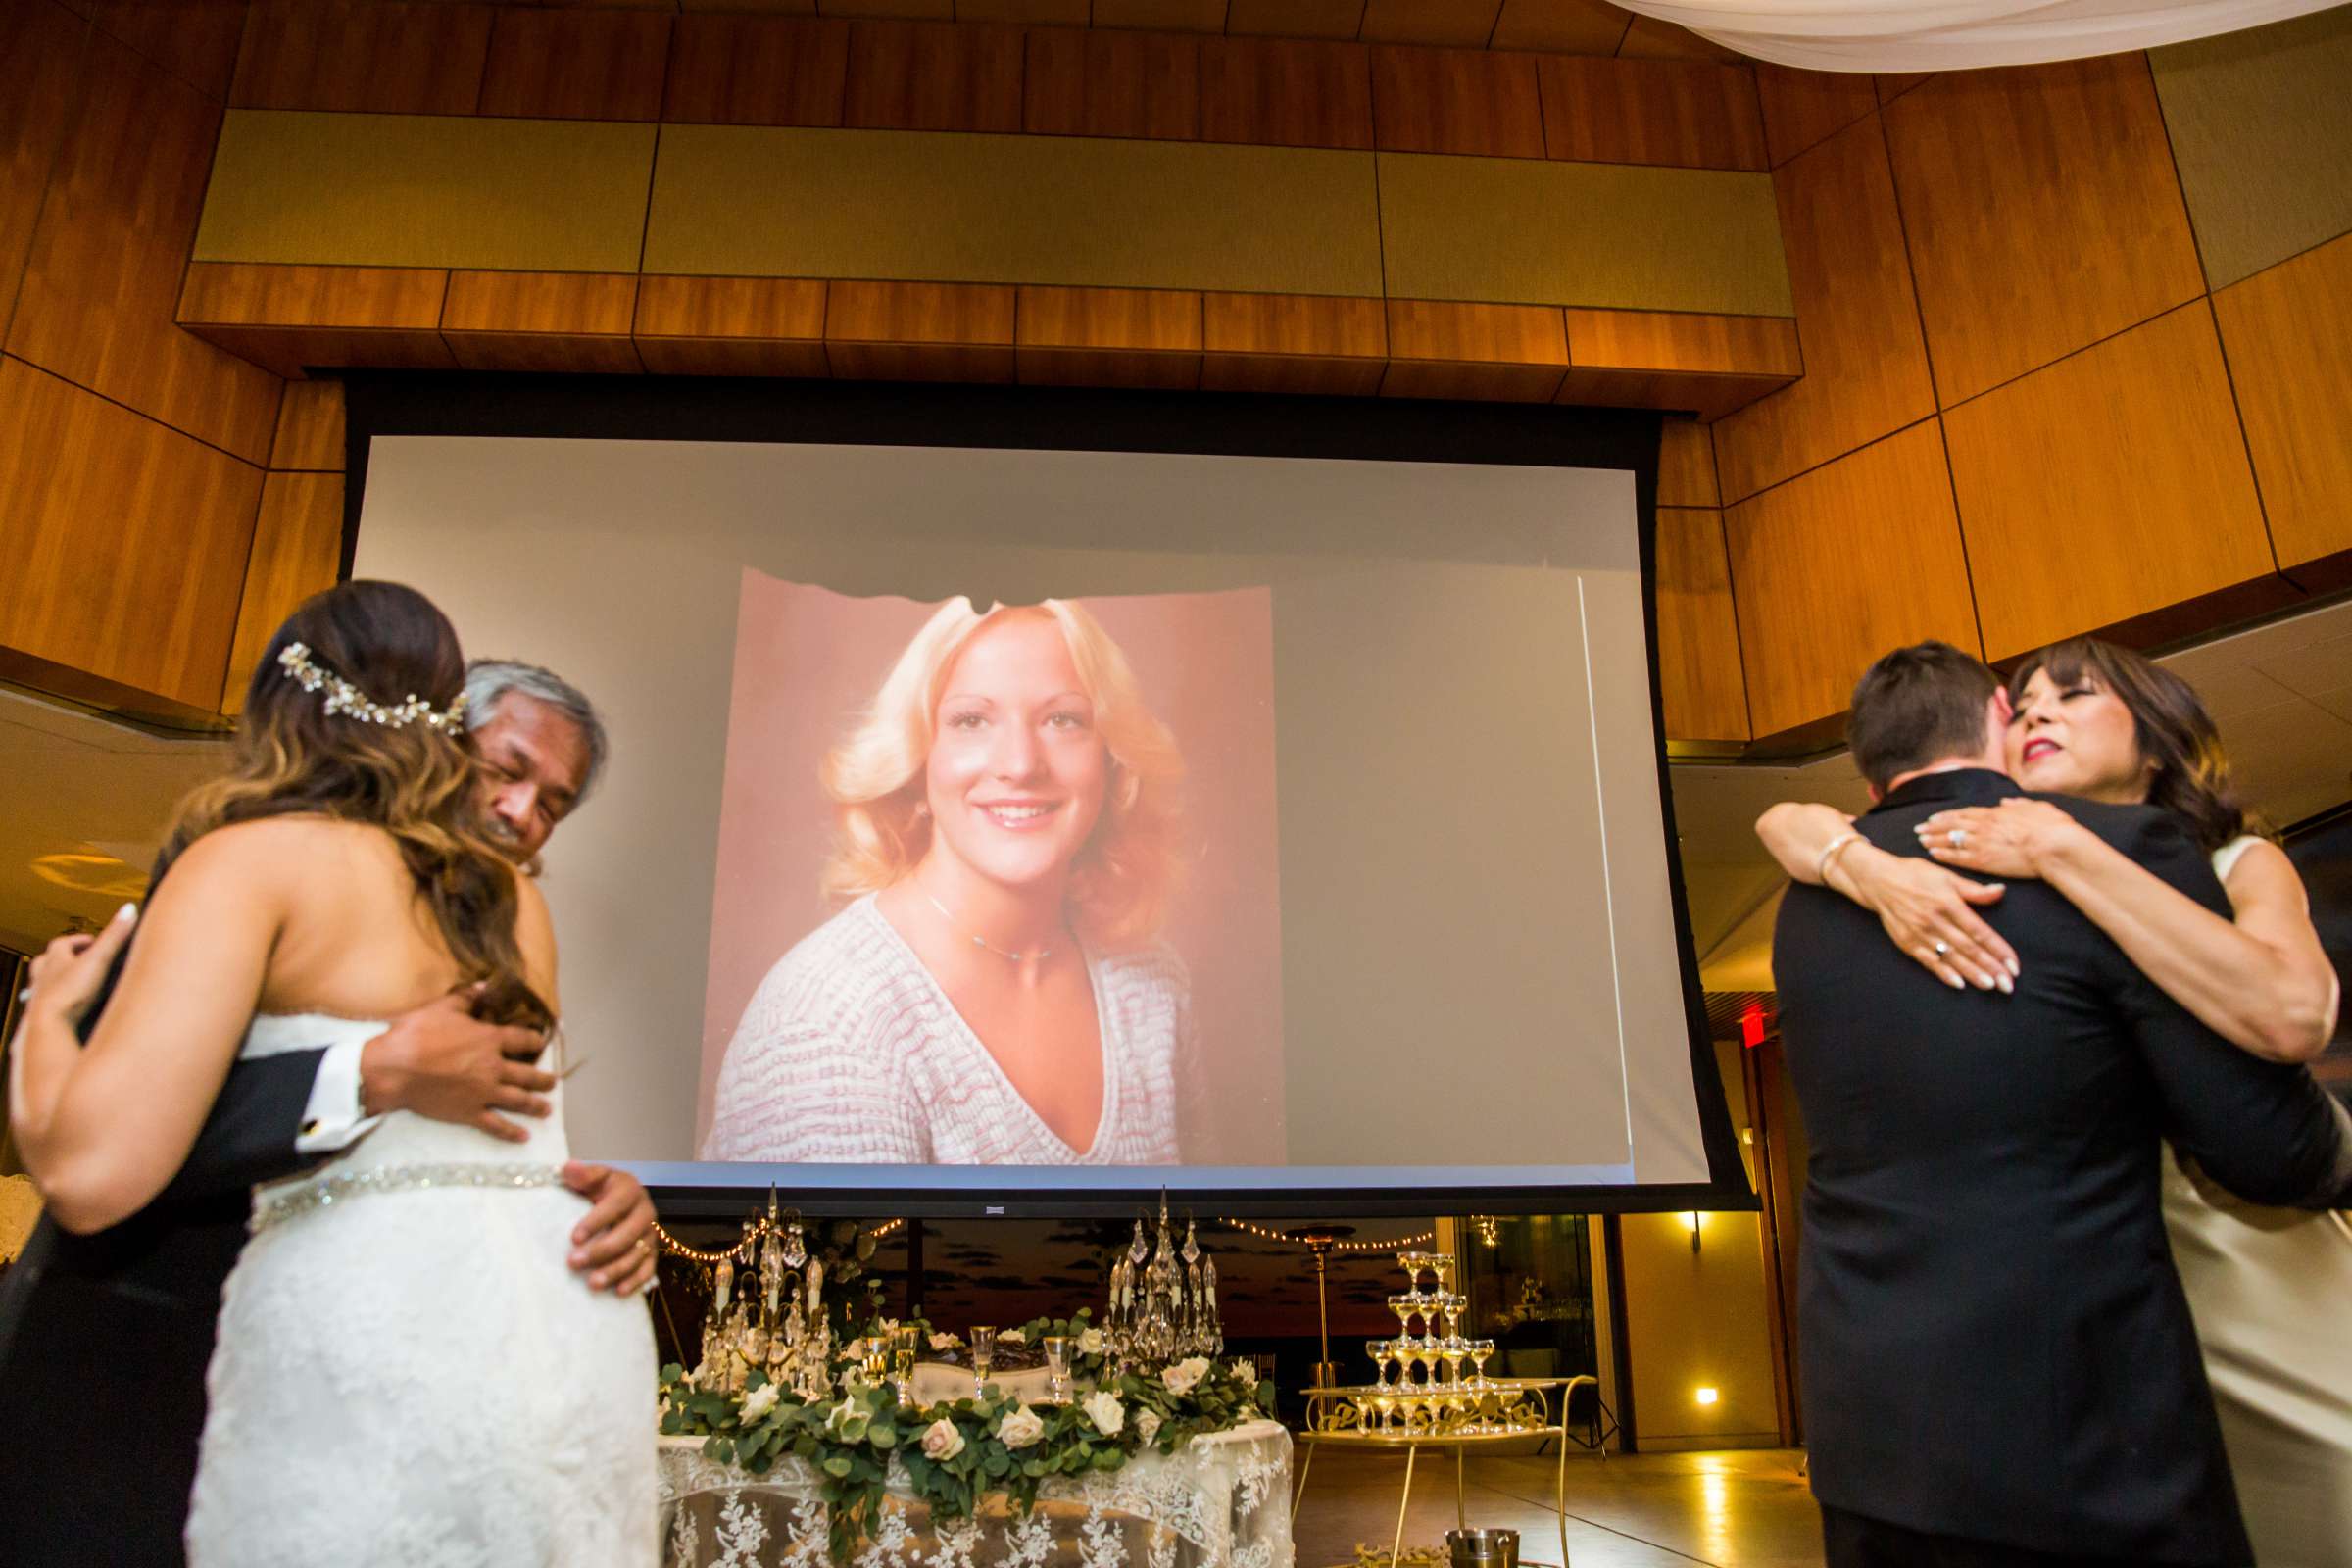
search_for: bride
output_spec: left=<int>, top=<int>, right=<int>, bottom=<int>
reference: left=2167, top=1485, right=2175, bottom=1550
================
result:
left=7, top=581, right=654, bottom=1565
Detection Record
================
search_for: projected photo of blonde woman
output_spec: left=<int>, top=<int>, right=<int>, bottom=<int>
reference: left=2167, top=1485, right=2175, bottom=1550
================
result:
left=699, top=578, right=1285, bottom=1166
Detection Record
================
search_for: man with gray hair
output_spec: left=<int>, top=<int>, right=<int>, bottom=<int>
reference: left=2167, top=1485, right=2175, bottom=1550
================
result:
left=159, top=658, right=654, bottom=1292
left=0, top=658, right=656, bottom=1562
left=466, top=660, right=610, bottom=864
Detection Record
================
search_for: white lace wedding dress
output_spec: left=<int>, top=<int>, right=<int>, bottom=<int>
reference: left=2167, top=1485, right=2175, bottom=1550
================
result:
left=186, top=1014, right=657, bottom=1566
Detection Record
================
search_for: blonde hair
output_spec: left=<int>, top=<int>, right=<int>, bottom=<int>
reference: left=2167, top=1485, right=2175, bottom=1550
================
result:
left=821, top=598, right=1184, bottom=950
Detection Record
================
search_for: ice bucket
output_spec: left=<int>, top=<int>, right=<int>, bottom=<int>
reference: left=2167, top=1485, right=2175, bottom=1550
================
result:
left=1446, top=1527, right=1519, bottom=1568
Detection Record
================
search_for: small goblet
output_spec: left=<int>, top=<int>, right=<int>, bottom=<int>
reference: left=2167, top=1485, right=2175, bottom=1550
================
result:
left=1043, top=1335, right=1073, bottom=1402
left=969, top=1325, right=996, bottom=1396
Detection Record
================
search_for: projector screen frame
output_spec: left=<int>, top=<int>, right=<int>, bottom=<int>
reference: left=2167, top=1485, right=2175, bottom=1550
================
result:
left=339, top=371, right=1756, bottom=1219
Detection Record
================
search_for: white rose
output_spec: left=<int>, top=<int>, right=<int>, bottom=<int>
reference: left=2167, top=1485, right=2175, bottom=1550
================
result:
left=740, top=1383, right=781, bottom=1424
left=920, top=1417, right=967, bottom=1462
left=824, top=1396, right=858, bottom=1435
left=1161, top=1356, right=1210, bottom=1396
left=1082, top=1390, right=1125, bottom=1437
left=877, top=1317, right=900, bottom=1335
left=997, top=1405, right=1046, bottom=1449
left=1078, top=1328, right=1105, bottom=1357
left=1230, top=1359, right=1258, bottom=1385
left=1001, top=1327, right=1026, bottom=1345
left=929, top=1332, right=961, bottom=1352
left=1136, top=1409, right=1162, bottom=1446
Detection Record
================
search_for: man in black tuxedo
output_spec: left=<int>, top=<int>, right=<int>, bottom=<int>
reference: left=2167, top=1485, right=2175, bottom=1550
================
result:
left=1774, top=642, right=2352, bottom=1568
left=0, top=661, right=655, bottom=1563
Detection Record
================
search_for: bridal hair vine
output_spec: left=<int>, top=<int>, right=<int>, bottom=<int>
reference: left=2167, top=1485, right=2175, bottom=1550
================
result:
left=276, top=642, right=467, bottom=734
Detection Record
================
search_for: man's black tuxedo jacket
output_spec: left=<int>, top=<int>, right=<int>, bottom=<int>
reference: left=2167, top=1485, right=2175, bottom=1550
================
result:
left=0, top=1004, right=329, bottom=1564
left=1774, top=769, right=2352, bottom=1566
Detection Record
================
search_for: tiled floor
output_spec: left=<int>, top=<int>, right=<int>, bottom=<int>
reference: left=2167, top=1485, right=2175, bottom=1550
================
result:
left=1290, top=1446, right=1824, bottom=1568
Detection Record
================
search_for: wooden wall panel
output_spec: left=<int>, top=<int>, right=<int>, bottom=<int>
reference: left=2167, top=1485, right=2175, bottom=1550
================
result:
left=1200, top=291, right=1387, bottom=394
left=2213, top=231, right=2352, bottom=575
left=0, top=358, right=263, bottom=711
left=1015, top=284, right=1202, bottom=388
left=824, top=279, right=1016, bottom=381
left=1656, top=416, right=1718, bottom=507
left=1381, top=299, right=1568, bottom=401
left=1222, top=0, right=1363, bottom=38
left=1712, top=115, right=1936, bottom=502
left=1095, top=0, right=1230, bottom=31
left=75, top=0, right=246, bottom=101
left=0, top=3, right=88, bottom=350
left=1199, top=38, right=1373, bottom=149
left=1557, top=307, right=1798, bottom=417
left=479, top=9, right=671, bottom=122
left=1617, top=15, right=1742, bottom=63
left=1026, top=29, right=1200, bottom=140
left=1492, top=0, right=1633, bottom=53
left=269, top=379, right=345, bottom=472
left=9, top=34, right=281, bottom=464
left=822, top=0, right=954, bottom=17
left=220, top=471, right=345, bottom=715
left=632, top=274, right=829, bottom=377
left=178, top=262, right=456, bottom=376
left=1752, top=64, right=1876, bottom=169
left=1370, top=45, right=1545, bottom=158
left=1883, top=55, right=2206, bottom=407
left=1359, top=0, right=1505, bottom=47
left=440, top=270, right=642, bottom=373
left=843, top=21, right=1024, bottom=133
left=662, top=15, right=849, bottom=127
left=1656, top=506, right=1749, bottom=742
left=1536, top=56, right=1766, bottom=172
left=958, top=0, right=1092, bottom=23
left=1943, top=304, right=2273, bottom=661
left=1725, top=420, right=1978, bottom=739
left=232, top=1, right=491, bottom=117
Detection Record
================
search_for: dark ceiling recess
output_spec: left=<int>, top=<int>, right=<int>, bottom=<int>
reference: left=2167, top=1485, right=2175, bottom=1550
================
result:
left=1703, top=990, right=1774, bottom=1043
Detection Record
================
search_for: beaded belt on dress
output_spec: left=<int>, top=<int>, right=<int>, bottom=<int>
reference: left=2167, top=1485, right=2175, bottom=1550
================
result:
left=250, top=1162, right=564, bottom=1233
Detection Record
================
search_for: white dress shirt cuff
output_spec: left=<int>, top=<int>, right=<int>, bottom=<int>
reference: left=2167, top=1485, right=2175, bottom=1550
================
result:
left=295, top=1037, right=382, bottom=1153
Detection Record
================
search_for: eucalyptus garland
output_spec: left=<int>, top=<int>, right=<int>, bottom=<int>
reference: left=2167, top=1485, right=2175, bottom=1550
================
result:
left=659, top=1310, right=1275, bottom=1563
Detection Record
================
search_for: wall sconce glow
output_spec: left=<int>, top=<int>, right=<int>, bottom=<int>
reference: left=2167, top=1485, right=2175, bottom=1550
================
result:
left=1687, top=1211, right=1702, bottom=1254
left=1694, top=1386, right=1720, bottom=1406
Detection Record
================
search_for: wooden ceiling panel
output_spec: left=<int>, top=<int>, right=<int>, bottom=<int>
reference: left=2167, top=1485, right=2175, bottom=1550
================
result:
left=1711, top=115, right=1935, bottom=502
left=1884, top=54, right=2205, bottom=407
left=1945, top=303, right=2277, bottom=660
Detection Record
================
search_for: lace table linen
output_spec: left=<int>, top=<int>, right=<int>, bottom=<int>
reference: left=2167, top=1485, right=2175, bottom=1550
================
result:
left=659, top=1419, right=1293, bottom=1568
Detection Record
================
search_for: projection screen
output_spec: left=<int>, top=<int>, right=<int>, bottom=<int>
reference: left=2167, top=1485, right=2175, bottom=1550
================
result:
left=343, top=379, right=1747, bottom=1216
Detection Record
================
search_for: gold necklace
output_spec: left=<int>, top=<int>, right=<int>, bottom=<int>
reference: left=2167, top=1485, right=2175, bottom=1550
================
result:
left=920, top=888, right=1054, bottom=962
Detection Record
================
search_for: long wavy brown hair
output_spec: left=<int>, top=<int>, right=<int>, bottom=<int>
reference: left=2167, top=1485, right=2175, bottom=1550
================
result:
left=2007, top=636, right=2259, bottom=855
left=160, top=581, right=551, bottom=1029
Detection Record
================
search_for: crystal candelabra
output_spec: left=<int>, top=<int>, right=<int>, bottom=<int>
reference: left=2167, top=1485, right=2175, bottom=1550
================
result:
left=690, top=1191, right=837, bottom=1401
left=1103, top=1194, right=1224, bottom=1372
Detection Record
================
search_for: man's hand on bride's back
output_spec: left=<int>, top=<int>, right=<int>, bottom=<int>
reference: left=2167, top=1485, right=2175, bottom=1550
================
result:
left=358, top=983, right=554, bottom=1142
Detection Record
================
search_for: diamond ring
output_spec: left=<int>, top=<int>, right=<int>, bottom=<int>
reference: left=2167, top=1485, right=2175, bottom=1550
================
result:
left=1934, top=941, right=1951, bottom=956
left=1948, top=827, right=1970, bottom=849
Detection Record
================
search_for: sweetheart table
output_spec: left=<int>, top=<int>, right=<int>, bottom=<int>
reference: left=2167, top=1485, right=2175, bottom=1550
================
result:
left=658, top=1417, right=1294, bottom=1568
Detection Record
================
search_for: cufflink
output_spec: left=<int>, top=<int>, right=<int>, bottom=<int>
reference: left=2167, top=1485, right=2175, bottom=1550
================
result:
left=301, top=1119, right=321, bottom=1138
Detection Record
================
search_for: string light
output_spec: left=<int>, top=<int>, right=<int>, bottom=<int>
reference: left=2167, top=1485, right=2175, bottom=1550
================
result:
left=651, top=1215, right=906, bottom=1267
left=1214, top=1218, right=1436, bottom=1252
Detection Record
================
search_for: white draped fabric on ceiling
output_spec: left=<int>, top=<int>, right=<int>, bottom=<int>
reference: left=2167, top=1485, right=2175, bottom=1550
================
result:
left=1620, top=0, right=2345, bottom=71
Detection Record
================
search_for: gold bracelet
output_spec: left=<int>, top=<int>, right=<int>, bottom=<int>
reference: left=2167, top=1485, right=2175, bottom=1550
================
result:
left=1814, top=831, right=1863, bottom=885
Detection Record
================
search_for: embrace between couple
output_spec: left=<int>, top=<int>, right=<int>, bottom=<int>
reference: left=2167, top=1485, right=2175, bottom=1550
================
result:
left=0, top=583, right=663, bottom=1565
left=1768, top=637, right=2352, bottom=1568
